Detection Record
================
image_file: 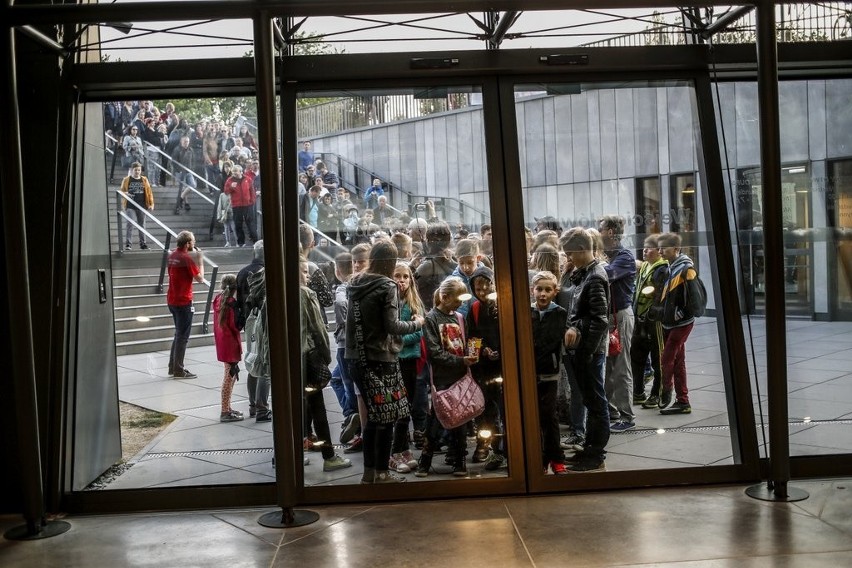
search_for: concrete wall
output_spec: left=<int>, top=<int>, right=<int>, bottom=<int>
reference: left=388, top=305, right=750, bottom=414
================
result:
left=307, top=79, right=852, bottom=318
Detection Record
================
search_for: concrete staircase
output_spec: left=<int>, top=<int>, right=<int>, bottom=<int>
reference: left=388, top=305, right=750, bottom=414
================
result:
left=111, top=235, right=258, bottom=357
left=106, top=176, right=233, bottom=252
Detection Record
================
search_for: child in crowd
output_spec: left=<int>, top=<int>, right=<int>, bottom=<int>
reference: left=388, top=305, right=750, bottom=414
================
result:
left=332, top=253, right=360, bottom=445
left=213, top=274, right=244, bottom=423
left=530, top=271, right=569, bottom=474
left=389, top=262, right=425, bottom=474
left=216, top=189, right=236, bottom=247
left=300, top=260, right=353, bottom=473
left=466, top=265, right=505, bottom=470
left=561, top=228, right=611, bottom=472
left=417, top=277, right=478, bottom=478
left=341, top=242, right=373, bottom=456
left=449, top=238, right=484, bottom=317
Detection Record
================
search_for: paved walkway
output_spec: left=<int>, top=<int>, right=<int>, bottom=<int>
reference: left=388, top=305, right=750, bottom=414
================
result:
left=105, top=317, right=852, bottom=489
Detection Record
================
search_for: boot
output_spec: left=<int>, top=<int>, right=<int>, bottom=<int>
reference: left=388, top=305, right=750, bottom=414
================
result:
left=413, top=429, right=425, bottom=450
left=360, top=467, right=375, bottom=484
left=415, top=438, right=433, bottom=478
left=452, top=448, right=468, bottom=477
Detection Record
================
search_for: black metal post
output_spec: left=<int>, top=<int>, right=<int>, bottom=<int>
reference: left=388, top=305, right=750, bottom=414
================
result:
left=253, top=11, right=318, bottom=529
left=157, top=233, right=172, bottom=293
left=746, top=0, right=808, bottom=504
left=2, top=27, right=70, bottom=541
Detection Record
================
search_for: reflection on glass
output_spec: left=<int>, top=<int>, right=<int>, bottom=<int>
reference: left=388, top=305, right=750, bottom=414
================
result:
left=297, top=87, right=506, bottom=485
left=516, top=81, right=733, bottom=473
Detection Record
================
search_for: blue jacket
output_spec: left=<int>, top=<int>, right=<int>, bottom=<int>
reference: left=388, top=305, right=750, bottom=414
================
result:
left=604, top=244, right=636, bottom=312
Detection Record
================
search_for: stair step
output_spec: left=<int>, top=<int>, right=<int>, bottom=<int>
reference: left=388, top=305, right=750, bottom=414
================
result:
left=116, top=322, right=213, bottom=343
left=116, top=333, right=215, bottom=356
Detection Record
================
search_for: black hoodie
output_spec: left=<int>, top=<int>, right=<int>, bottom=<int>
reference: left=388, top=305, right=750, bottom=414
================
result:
left=466, top=266, right=502, bottom=380
left=344, top=272, right=421, bottom=362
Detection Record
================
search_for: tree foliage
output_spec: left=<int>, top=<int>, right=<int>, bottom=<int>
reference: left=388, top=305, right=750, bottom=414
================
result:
left=153, top=97, right=258, bottom=127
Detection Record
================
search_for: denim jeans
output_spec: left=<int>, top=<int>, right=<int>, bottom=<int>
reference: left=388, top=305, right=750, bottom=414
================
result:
left=330, top=348, right=357, bottom=418
left=570, top=351, right=609, bottom=460
left=168, top=304, right=194, bottom=373
left=125, top=203, right=147, bottom=246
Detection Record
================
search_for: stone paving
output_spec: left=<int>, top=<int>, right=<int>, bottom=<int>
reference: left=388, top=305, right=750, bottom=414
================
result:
left=103, top=317, right=852, bottom=489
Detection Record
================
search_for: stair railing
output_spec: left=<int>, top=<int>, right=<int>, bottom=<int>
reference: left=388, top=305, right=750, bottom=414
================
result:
left=116, top=190, right=219, bottom=334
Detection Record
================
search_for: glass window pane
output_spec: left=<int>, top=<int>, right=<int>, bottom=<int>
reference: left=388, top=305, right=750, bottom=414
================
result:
left=515, top=81, right=735, bottom=474
left=296, top=86, right=509, bottom=485
left=91, top=97, right=271, bottom=490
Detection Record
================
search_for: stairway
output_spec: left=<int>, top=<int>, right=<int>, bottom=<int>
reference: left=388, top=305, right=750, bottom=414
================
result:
left=111, top=247, right=257, bottom=356
left=106, top=175, right=233, bottom=253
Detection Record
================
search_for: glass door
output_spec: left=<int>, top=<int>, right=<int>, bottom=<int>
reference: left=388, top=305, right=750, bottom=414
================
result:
left=502, top=78, right=754, bottom=490
left=290, top=81, right=527, bottom=499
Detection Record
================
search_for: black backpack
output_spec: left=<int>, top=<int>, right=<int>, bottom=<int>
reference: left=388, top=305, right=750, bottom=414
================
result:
left=684, top=268, right=708, bottom=318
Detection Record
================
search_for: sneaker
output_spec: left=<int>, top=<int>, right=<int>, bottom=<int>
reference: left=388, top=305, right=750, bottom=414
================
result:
left=184, top=202, right=191, bottom=211
left=323, top=455, right=353, bottom=472
left=343, top=435, right=363, bottom=454
left=483, top=452, right=505, bottom=471
left=452, top=455, right=468, bottom=477
left=566, top=458, right=606, bottom=473
left=415, top=453, right=433, bottom=477
left=220, top=410, right=244, bottom=423
left=633, top=393, right=647, bottom=404
left=550, top=461, right=568, bottom=475
left=564, top=449, right=588, bottom=465
left=303, top=457, right=310, bottom=466
left=139, top=243, right=149, bottom=250
left=642, top=396, right=660, bottom=409
left=255, top=410, right=272, bottom=422
left=660, top=402, right=692, bottom=415
left=374, top=471, right=406, bottom=483
left=659, top=389, right=673, bottom=409
left=249, top=407, right=257, bottom=418
left=389, top=453, right=411, bottom=473
left=561, top=435, right=585, bottom=452
left=173, top=369, right=197, bottom=379
left=124, top=243, right=132, bottom=250
left=472, top=443, right=491, bottom=463
left=339, top=413, right=360, bottom=445
left=401, top=450, right=418, bottom=470
left=303, top=435, right=322, bottom=452
left=610, top=420, right=636, bottom=433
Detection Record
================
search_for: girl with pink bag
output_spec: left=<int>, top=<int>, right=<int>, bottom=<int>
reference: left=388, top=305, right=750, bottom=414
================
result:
left=416, top=277, right=479, bottom=478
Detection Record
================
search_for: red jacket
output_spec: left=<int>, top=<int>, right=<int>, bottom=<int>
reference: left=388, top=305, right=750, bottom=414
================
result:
left=213, top=294, right=243, bottom=363
left=223, top=171, right=256, bottom=207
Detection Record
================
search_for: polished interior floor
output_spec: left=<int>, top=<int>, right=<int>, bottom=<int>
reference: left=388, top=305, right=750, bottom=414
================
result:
left=2, top=478, right=852, bottom=567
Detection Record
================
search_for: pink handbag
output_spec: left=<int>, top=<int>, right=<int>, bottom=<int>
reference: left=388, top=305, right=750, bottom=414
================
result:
left=432, top=369, right=485, bottom=430
left=430, top=313, right=485, bottom=430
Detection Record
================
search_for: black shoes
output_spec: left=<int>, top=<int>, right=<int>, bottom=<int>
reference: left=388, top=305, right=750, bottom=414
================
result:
left=659, top=389, right=673, bottom=410
left=415, top=452, right=433, bottom=478
left=255, top=410, right=272, bottom=422
left=173, top=369, right=197, bottom=379
left=660, top=402, right=692, bottom=415
left=139, top=243, right=149, bottom=250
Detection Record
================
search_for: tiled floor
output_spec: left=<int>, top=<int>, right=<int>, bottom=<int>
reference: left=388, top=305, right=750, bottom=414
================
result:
left=100, top=318, right=852, bottom=489
left=3, top=478, right=851, bottom=567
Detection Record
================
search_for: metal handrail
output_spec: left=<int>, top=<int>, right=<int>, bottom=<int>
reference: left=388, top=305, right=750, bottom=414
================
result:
left=105, top=131, right=216, bottom=205
left=116, top=190, right=219, bottom=334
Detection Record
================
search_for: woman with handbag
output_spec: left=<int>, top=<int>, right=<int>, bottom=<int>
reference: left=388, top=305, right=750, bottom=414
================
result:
left=416, top=277, right=480, bottom=478
left=300, top=260, right=352, bottom=473
left=344, top=241, right=424, bottom=484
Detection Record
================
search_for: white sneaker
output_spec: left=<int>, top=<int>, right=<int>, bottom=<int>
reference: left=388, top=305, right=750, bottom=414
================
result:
left=323, top=455, right=353, bottom=472
left=389, top=453, right=411, bottom=473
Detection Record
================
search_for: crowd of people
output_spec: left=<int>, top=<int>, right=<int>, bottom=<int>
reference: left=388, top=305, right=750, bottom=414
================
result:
left=108, top=100, right=262, bottom=249
left=145, top=107, right=707, bottom=479
left=170, top=198, right=705, bottom=480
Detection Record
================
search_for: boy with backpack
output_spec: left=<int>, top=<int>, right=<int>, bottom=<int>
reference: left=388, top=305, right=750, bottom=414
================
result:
left=657, top=232, right=706, bottom=415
